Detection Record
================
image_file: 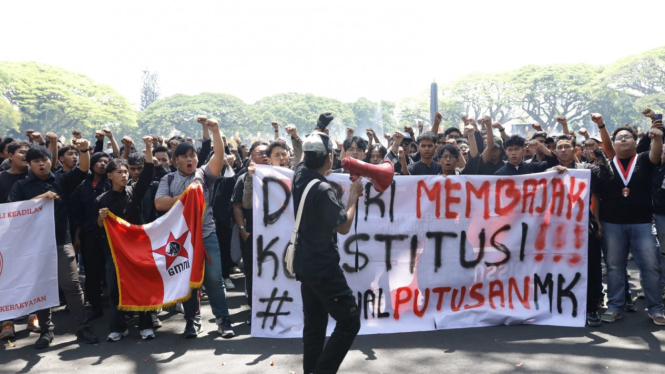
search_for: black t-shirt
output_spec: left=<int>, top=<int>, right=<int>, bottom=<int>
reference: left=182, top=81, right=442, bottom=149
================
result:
left=494, top=155, right=558, bottom=175
left=407, top=160, right=442, bottom=175
left=0, top=171, right=28, bottom=203
left=599, top=152, right=657, bottom=224
left=652, top=165, right=665, bottom=216
left=232, top=173, right=252, bottom=228
left=292, top=162, right=348, bottom=278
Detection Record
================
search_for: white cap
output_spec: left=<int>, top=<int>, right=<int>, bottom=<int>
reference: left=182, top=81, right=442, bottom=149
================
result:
left=303, top=132, right=333, bottom=156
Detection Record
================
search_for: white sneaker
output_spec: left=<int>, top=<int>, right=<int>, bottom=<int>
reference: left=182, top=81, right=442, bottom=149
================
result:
left=175, top=302, right=185, bottom=314
left=151, top=313, right=162, bottom=329
left=224, top=278, right=236, bottom=290
left=140, top=328, right=155, bottom=340
left=107, top=329, right=129, bottom=342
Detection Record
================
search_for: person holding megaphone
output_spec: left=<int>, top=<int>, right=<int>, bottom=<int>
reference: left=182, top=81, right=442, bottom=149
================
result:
left=289, top=113, right=363, bottom=374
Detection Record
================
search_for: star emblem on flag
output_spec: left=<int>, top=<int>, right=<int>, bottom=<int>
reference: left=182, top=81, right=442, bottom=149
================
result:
left=153, top=231, right=190, bottom=271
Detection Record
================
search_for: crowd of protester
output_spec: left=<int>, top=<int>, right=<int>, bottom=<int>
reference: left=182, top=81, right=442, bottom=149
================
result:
left=1, top=108, right=664, bottom=350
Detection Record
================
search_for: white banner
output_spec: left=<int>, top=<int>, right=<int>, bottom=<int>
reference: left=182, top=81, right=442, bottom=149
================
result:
left=251, top=165, right=590, bottom=338
left=0, top=199, right=59, bottom=320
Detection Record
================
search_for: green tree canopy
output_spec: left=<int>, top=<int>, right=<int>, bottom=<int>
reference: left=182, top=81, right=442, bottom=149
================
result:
left=0, top=62, right=136, bottom=139
left=138, top=92, right=253, bottom=138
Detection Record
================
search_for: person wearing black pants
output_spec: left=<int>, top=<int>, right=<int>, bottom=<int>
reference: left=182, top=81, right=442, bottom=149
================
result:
left=291, top=118, right=363, bottom=374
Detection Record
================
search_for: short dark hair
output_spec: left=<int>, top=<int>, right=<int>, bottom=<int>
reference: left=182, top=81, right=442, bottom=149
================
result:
left=343, top=136, right=367, bottom=152
left=168, top=135, right=185, bottom=145
left=267, top=140, right=289, bottom=158
left=503, top=135, right=526, bottom=149
left=531, top=131, right=548, bottom=140
left=25, top=147, right=52, bottom=163
left=417, top=131, right=437, bottom=144
left=8, top=140, right=31, bottom=155
left=249, top=140, right=269, bottom=157
left=443, top=128, right=462, bottom=138
left=152, top=145, right=171, bottom=158
left=364, top=143, right=387, bottom=162
left=1, top=138, right=15, bottom=153
left=545, top=136, right=555, bottom=145
left=106, top=158, right=129, bottom=174
left=612, top=125, right=638, bottom=141
left=128, top=152, right=145, bottom=165
left=554, top=134, right=576, bottom=148
left=58, top=145, right=78, bottom=158
left=436, top=133, right=446, bottom=142
left=174, top=142, right=196, bottom=158
left=437, top=144, right=459, bottom=158
left=456, top=138, right=469, bottom=146
left=304, top=152, right=328, bottom=169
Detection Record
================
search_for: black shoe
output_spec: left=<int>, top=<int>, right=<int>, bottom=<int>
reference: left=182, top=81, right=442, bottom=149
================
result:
left=184, top=321, right=202, bottom=339
left=624, top=298, right=638, bottom=312
left=35, top=330, right=54, bottom=349
left=125, top=314, right=137, bottom=326
left=77, top=326, right=99, bottom=344
left=86, top=308, right=104, bottom=321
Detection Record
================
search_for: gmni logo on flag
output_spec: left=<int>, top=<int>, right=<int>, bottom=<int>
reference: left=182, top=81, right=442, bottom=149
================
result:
left=153, top=231, right=190, bottom=276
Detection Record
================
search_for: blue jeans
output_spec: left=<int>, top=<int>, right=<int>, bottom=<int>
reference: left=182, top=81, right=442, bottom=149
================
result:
left=601, top=221, right=664, bottom=315
left=651, top=214, right=665, bottom=288
left=184, top=233, right=230, bottom=324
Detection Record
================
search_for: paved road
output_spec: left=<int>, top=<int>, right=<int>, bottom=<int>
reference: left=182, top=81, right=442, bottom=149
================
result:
left=2, top=265, right=665, bottom=374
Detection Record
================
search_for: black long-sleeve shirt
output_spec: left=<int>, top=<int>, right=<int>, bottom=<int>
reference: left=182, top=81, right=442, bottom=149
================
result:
left=94, top=162, right=155, bottom=226
left=494, top=154, right=558, bottom=175
left=9, top=168, right=87, bottom=245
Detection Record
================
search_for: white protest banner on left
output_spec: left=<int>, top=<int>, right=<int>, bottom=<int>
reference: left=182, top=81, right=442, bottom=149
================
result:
left=0, top=199, right=59, bottom=320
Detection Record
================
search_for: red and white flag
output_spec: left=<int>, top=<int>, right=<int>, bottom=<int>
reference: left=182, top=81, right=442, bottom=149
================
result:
left=104, top=185, right=206, bottom=311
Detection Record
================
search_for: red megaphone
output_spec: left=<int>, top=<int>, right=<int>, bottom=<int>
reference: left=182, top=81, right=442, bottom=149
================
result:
left=341, top=158, right=394, bottom=192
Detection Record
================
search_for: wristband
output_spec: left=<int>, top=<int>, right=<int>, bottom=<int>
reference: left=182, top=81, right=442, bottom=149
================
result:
left=499, top=129, right=505, bottom=132
left=597, top=124, right=606, bottom=129
left=238, top=226, right=246, bottom=231
left=274, top=130, right=279, bottom=133
left=80, top=149, right=89, bottom=153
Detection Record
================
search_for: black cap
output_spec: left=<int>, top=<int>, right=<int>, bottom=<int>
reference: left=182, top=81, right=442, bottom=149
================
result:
left=316, top=112, right=334, bottom=130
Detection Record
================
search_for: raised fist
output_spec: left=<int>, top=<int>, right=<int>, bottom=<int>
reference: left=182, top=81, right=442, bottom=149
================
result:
left=578, top=128, right=589, bottom=136
left=247, top=161, right=256, bottom=178
left=590, top=113, right=604, bottom=126
left=25, top=129, right=35, bottom=137
left=142, top=136, right=153, bottom=147
left=532, top=122, right=543, bottom=132
left=461, top=113, right=468, bottom=125
left=72, top=130, right=82, bottom=139
left=642, top=108, right=656, bottom=118
left=196, top=115, right=208, bottom=124
left=491, top=122, right=504, bottom=130
left=103, top=128, right=113, bottom=138
left=75, top=139, right=90, bottom=151
left=45, top=132, right=58, bottom=143
left=121, top=136, right=134, bottom=146
left=434, top=112, right=442, bottom=124
left=528, top=139, right=541, bottom=149
left=346, top=127, right=355, bottom=136
left=649, top=128, right=664, bottom=140
left=271, top=121, right=279, bottom=130
left=383, top=133, right=391, bottom=141
left=417, top=120, right=424, bottom=132
left=186, top=136, right=194, bottom=143
left=446, top=139, right=458, bottom=148
left=230, top=147, right=238, bottom=155
left=392, top=131, right=404, bottom=146
left=556, top=116, right=567, bottom=124
left=205, top=119, right=219, bottom=131
left=366, top=128, right=374, bottom=137
left=95, top=130, right=105, bottom=141
left=404, top=125, right=414, bottom=136
left=285, top=124, right=297, bottom=137
left=464, top=124, right=475, bottom=135
left=480, top=115, right=492, bottom=127
left=31, top=132, right=44, bottom=143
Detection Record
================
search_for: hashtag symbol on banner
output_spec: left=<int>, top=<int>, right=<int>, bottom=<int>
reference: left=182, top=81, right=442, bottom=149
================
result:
left=256, top=287, right=293, bottom=330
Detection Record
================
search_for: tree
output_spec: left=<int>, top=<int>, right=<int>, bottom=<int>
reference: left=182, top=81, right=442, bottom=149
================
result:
left=138, top=92, right=253, bottom=138
left=140, top=69, right=160, bottom=111
left=512, top=64, right=600, bottom=131
left=351, top=97, right=397, bottom=135
left=446, top=73, right=519, bottom=123
left=252, top=93, right=355, bottom=138
left=0, top=62, right=137, bottom=139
